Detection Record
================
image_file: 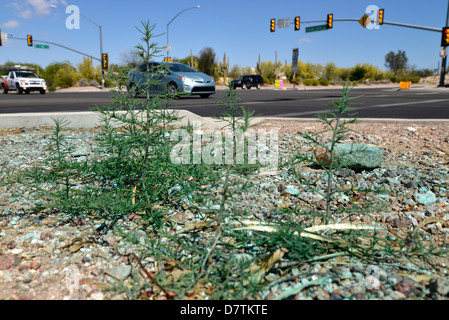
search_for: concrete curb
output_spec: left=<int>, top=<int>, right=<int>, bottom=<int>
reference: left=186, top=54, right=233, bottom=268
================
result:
left=1, top=111, right=448, bottom=130
left=0, top=110, right=223, bottom=130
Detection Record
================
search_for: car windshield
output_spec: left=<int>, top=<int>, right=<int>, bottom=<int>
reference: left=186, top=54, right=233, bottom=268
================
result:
left=166, top=64, right=197, bottom=73
left=16, top=72, right=39, bottom=78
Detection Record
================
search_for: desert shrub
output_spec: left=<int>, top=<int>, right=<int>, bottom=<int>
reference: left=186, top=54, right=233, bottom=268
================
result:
left=303, top=79, right=319, bottom=86
left=78, top=78, right=89, bottom=86
left=89, top=79, right=100, bottom=87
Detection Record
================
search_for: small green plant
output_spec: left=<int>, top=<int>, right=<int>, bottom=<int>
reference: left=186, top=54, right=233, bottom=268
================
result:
left=319, top=79, right=330, bottom=86
left=16, top=24, right=447, bottom=301
left=303, top=79, right=319, bottom=86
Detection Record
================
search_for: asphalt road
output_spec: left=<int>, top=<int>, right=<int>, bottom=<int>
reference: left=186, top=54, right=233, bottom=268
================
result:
left=1, top=87, right=449, bottom=119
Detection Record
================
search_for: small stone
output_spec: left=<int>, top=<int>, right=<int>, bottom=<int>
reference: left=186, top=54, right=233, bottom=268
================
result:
left=430, top=279, right=449, bottom=296
left=90, top=292, right=104, bottom=300
left=0, top=256, right=14, bottom=270
left=23, top=272, right=33, bottom=283
left=392, top=290, right=407, bottom=300
left=405, top=180, right=419, bottom=189
left=391, top=217, right=412, bottom=229
left=284, top=185, right=300, bottom=196
left=105, top=264, right=132, bottom=281
left=331, top=143, right=384, bottom=170
left=416, top=191, right=437, bottom=206
left=403, top=198, right=416, bottom=207
left=278, top=184, right=287, bottom=192
left=316, top=289, right=331, bottom=300
left=394, top=278, right=415, bottom=297
left=31, top=259, right=42, bottom=270
left=82, top=256, right=91, bottom=263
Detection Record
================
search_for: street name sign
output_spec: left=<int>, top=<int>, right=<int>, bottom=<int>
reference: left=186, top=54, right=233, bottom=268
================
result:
left=305, top=25, right=327, bottom=33
left=35, top=44, right=50, bottom=49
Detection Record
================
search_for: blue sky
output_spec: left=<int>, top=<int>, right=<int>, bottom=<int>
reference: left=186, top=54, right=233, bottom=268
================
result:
left=1, top=0, right=448, bottom=72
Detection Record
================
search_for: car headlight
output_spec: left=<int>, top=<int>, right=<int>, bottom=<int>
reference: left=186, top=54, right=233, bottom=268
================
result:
left=21, top=80, right=28, bottom=85
left=179, top=77, right=195, bottom=85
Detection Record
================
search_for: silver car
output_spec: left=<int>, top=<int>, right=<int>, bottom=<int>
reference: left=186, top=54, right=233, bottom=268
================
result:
left=126, top=62, right=215, bottom=98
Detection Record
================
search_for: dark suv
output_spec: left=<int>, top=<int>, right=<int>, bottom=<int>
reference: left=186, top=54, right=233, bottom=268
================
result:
left=231, top=75, right=263, bottom=89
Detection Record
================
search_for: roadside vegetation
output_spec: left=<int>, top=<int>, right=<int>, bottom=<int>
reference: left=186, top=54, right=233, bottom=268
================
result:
left=0, top=45, right=438, bottom=91
left=11, top=21, right=447, bottom=300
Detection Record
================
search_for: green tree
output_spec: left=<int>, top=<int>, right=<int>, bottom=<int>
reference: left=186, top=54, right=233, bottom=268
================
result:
left=350, top=65, right=367, bottom=81
left=323, top=62, right=338, bottom=81
left=259, top=61, right=277, bottom=84
left=228, top=64, right=242, bottom=79
left=43, top=62, right=76, bottom=89
left=197, top=47, right=217, bottom=76
left=385, top=50, right=408, bottom=81
left=77, top=57, right=96, bottom=81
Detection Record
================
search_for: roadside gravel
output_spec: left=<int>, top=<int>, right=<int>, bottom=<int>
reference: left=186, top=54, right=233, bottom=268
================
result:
left=0, top=120, right=448, bottom=300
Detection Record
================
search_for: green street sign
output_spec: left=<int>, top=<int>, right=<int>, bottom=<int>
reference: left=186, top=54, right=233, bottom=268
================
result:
left=305, top=24, right=328, bottom=33
left=35, top=44, right=49, bottom=49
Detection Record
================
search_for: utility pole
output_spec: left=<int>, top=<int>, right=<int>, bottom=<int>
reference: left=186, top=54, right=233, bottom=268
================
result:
left=438, top=0, right=449, bottom=87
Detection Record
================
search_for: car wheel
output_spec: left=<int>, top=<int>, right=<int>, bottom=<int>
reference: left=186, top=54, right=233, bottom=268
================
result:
left=247, top=83, right=251, bottom=89
left=17, top=85, right=23, bottom=94
left=256, top=83, right=261, bottom=89
left=40, top=90, right=46, bottom=95
left=1, top=86, right=8, bottom=94
left=242, top=83, right=247, bottom=89
left=25, top=90, right=30, bottom=94
left=200, top=94, right=211, bottom=99
left=168, top=82, right=178, bottom=94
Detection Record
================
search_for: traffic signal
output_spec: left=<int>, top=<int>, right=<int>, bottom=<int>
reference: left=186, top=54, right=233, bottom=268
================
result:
left=294, top=17, right=300, bottom=31
left=442, top=27, right=449, bottom=47
left=327, top=14, right=333, bottom=29
left=378, top=9, right=384, bottom=25
left=164, top=57, right=173, bottom=63
left=102, top=53, right=108, bottom=69
left=270, top=18, right=275, bottom=32
left=27, top=35, right=33, bottom=47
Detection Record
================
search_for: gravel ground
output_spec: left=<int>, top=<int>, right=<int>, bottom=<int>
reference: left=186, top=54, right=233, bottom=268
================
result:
left=0, top=120, right=448, bottom=300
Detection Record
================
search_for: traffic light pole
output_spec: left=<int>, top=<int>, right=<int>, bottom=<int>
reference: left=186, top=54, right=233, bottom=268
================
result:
left=438, top=1, right=449, bottom=87
left=99, top=24, right=104, bottom=90
left=294, top=18, right=445, bottom=86
left=7, top=35, right=101, bottom=62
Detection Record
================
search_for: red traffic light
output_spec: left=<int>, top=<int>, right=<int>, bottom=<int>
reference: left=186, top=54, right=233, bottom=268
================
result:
left=378, top=9, right=384, bottom=25
left=442, top=27, right=449, bottom=47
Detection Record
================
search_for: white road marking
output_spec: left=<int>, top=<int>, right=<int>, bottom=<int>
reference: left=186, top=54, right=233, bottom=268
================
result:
left=273, top=99, right=449, bottom=117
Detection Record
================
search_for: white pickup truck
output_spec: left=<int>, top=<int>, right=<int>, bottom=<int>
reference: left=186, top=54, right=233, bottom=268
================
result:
left=1, top=66, right=47, bottom=95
